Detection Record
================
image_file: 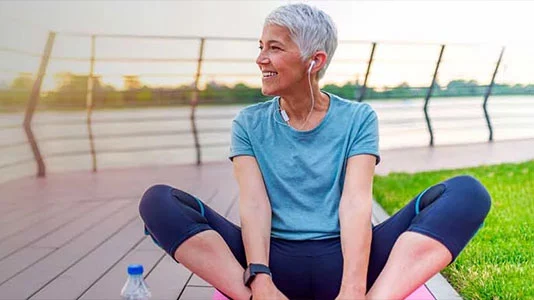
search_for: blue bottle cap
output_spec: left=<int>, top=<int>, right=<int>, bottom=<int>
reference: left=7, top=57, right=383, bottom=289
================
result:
left=127, top=264, right=144, bottom=275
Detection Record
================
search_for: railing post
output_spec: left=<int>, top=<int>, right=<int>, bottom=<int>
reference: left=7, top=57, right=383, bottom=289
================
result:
left=424, top=44, right=445, bottom=147
left=191, top=38, right=205, bottom=165
left=358, top=42, right=376, bottom=102
left=87, top=34, right=97, bottom=171
left=483, top=46, right=505, bottom=142
left=24, top=31, right=56, bottom=177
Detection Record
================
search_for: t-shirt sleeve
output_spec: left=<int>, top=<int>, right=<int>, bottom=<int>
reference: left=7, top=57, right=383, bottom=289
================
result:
left=348, top=107, right=381, bottom=165
left=228, top=113, right=255, bottom=161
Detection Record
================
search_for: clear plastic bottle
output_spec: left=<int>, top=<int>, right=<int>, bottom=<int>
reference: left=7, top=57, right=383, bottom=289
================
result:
left=120, top=264, right=152, bottom=300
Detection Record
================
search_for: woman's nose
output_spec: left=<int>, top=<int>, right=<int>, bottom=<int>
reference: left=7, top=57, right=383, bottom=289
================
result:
left=256, top=53, right=269, bottom=66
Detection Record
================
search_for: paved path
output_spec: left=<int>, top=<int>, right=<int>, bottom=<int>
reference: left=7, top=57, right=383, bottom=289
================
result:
left=376, top=138, right=534, bottom=175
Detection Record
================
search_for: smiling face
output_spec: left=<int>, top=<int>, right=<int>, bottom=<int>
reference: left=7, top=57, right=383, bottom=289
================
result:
left=256, top=24, right=309, bottom=96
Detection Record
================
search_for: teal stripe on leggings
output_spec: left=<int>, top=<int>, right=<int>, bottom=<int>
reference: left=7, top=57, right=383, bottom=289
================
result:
left=193, top=196, right=205, bottom=217
left=415, top=187, right=432, bottom=215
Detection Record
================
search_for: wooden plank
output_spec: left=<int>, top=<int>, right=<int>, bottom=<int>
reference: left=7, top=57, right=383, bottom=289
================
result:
left=197, top=179, right=238, bottom=215
left=0, top=200, right=131, bottom=285
left=0, top=203, right=50, bottom=223
left=189, top=275, right=211, bottom=287
left=145, top=256, right=192, bottom=300
left=0, top=248, right=54, bottom=285
left=0, top=202, right=138, bottom=300
left=136, top=235, right=164, bottom=251
left=190, top=184, right=218, bottom=206
left=0, top=202, right=74, bottom=241
left=32, top=200, right=132, bottom=248
left=0, top=201, right=101, bottom=260
left=425, top=273, right=462, bottom=300
left=180, top=286, right=216, bottom=300
left=79, top=238, right=163, bottom=300
left=32, top=218, right=146, bottom=299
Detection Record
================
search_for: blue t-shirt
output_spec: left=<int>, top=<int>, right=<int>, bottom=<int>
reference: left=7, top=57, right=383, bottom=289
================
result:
left=229, top=92, right=380, bottom=240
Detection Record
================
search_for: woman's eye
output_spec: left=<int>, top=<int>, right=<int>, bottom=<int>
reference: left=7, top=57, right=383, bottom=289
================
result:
left=258, top=45, right=281, bottom=51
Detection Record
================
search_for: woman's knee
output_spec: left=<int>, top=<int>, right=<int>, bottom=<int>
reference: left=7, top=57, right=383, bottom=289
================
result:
left=139, top=184, right=174, bottom=221
left=139, top=184, right=206, bottom=226
left=448, top=175, right=492, bottom=220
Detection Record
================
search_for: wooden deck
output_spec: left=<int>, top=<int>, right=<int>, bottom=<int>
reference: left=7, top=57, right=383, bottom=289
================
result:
left=0, top=162, right=238, bottom=300
left=1, top=138, right=533, bottom=300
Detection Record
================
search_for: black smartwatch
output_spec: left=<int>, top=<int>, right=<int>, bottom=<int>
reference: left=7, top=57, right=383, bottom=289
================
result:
left=243, top=263, right=272, bottom=287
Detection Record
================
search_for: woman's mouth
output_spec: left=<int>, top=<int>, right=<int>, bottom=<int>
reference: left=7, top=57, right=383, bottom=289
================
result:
left=262, top=71, right=278, bottom=79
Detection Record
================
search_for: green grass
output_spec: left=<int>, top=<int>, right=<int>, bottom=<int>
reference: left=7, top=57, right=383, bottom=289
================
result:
left=373, top=160, right=534, bottom=300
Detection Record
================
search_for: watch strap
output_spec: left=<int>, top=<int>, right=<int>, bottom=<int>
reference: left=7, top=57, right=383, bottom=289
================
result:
left=244, top=263, right=271, bottom=287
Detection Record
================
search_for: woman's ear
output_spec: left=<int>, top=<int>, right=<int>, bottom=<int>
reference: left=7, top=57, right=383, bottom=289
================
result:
left=310, top=51, right=328, bottom=73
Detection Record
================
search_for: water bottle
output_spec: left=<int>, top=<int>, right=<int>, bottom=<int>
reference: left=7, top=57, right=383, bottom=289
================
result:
left=121, top=264, right=151, bottom=300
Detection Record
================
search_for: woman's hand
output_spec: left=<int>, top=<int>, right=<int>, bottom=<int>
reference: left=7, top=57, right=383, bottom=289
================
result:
left=250, top=274, right=288, bottom=300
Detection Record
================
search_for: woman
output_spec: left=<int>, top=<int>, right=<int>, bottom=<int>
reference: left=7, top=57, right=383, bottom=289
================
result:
left=139, top=4, right=491, bottom=299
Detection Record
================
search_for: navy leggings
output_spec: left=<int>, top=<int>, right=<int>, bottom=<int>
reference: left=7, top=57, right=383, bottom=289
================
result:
left=139, top=175, right=491, bottom=299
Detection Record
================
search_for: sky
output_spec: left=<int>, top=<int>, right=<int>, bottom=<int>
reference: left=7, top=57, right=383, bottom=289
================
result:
left=1, top=0, right=533, bottom=90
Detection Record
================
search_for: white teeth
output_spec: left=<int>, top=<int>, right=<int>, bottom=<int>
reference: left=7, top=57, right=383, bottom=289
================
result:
left=262, top=71, right=278, bottom=78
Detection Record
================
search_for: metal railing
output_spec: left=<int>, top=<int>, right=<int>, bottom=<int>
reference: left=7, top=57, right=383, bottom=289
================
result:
left=0, top=30, right=531, bottom=179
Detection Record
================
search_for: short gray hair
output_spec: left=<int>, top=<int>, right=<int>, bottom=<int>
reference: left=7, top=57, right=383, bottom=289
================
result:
left=264, top=3, right=338, bottom=79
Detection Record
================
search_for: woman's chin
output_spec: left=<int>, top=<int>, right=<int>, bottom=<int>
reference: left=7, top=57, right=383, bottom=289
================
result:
left=261, top=87, right=278, bottom=96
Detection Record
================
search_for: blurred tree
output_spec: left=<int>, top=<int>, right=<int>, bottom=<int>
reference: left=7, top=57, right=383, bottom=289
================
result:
left=0, top=73, right=34, bottom=107
left=446, top=79, right=481, bottom=96
left=123, top=75, right=142, bottom=104
left=123, top=75, right=142, bottom=90
left=136, top=86, right=152, bottom=104
left=10, top=73, right=34, bottom=90
left=4, top=73, right=530, bottom=111
left=391, top=82, right=411, bottom=98
left=40, top=72, right=110, bottom=108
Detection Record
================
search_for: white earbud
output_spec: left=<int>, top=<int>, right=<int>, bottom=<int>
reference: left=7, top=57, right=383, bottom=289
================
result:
left=308, top=60, right=316, bottom=73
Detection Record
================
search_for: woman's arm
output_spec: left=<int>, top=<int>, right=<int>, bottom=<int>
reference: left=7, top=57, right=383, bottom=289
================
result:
left=337, top=154, right=376, bottom=298
left=233, top=156, right=287, bottom=298
left=233, top=155, right=271, bottom=267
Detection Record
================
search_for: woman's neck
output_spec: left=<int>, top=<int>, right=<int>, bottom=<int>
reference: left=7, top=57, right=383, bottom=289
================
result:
left=279, top=88, right=329, bottom=123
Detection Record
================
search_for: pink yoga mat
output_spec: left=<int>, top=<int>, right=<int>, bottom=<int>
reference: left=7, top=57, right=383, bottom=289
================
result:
left=213, top=284, right=435, bottom=300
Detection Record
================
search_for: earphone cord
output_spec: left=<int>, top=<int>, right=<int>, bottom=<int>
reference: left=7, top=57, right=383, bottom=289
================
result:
left=274, top=65, right=316, bottom=130
left=295, top=68, right=315, bottom=130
